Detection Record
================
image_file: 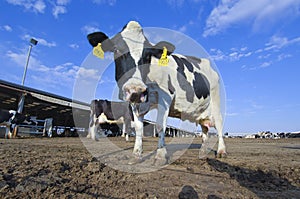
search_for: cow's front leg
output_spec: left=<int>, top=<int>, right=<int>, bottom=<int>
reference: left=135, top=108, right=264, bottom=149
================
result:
left=129, top=109, right=144, bottom=165
left=123, top=119, right=131, bottom=142
left=154, top=103, right=169, bottom=166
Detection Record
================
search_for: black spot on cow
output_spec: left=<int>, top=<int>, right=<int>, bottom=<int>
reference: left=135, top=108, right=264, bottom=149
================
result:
left=168, top=75, right=175, bottom=95
left=114, top=51, right=136, bottom=99
left=138, top=42, right=153, bottom=83
left=193, top=72, right=210, bottom=99
left=180, top=57, right=194, bottom=73
left=172, top=55, right=195, bottom=103
left=186, top=56, right=201, bottom=70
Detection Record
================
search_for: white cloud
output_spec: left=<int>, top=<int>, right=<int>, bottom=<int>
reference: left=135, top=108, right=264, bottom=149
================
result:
left=178, top=25, right=187, bottom=33
left=92, top=0, right=116, bottom=6
left=209, top=48, right=226, bottom=61
left=6, top=49, right=41, bottom=69
left=81, top=25, right=100, bottom=34
left=240, top=47, right=247, bottom=51
left=57, top=0, right=70, bottom=5
left=6, top=0, right=46, bottom=13
left=1, top=25, right=13, bottom=32
left=6, top=0, right=70, bottom=18
left=260, top=61, right=272, bottom=68
left=209, top=47, right=253, bottom=61
left=51, top=0, right=70, bottom=18
left=69, top=43, right=79, bottom=49
left=258, top=53, right=271, bottom=59
left=226, top=112, right=239, bottom=116
left=277, top=53, right=292, bottom=61
left=30, top=62, right=81, bottom=89
left=264, top=35, right=300, bottom=51
left=8, top=51, right=81, bottom=87
left=76, top=67, right=99, bottom=80
left=52, top=5, right=67, bottom=18
left=203, top=0, right=300, bottom=37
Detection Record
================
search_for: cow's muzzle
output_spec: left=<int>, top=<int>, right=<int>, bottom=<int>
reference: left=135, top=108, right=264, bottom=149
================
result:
left=122, top=78, right=147, bottom=104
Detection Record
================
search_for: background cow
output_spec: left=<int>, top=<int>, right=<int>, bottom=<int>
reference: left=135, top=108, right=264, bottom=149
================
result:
left=0, top=109, right=33, bottom=138
left=87, top=21, right=226, bottom=164
left=87, top=99, right=134, bottom=141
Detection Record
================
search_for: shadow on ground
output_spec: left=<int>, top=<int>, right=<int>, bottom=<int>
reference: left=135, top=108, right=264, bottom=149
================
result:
left=207, top=158, right=300, bottom=198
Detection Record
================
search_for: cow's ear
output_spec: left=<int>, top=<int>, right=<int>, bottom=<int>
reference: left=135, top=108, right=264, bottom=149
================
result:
left=87, top=32, right=114, bottom=52
left=151, top=41, right=175, bottom=58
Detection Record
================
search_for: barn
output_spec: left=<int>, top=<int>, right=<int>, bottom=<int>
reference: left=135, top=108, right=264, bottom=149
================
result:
left=0, top=79, right=187, bottom=138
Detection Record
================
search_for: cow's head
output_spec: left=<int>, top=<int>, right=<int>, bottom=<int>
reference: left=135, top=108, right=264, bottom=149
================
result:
left=87, top=21, right=175, bottom=104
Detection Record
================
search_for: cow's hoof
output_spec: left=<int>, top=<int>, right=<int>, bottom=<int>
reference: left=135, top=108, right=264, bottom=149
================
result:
left=153, top=148, right=168, bottom=166
left=199, top=144, right=210, bottom=159
left=152, top=157, right=168, bottom=166
left=5, top=132, right=12, bottom=139
left=128, top=154, right=142, bottom=165
left=216, top=151, right=227, bottom=158
left=91, top=137, right=99, bottom=141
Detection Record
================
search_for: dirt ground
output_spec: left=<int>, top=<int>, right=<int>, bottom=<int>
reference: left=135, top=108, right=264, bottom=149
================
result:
left=0, top=136, right=299, bottom=199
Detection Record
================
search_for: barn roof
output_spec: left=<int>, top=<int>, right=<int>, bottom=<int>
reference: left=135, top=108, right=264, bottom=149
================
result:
left=0, top=79, right=90, bottom=128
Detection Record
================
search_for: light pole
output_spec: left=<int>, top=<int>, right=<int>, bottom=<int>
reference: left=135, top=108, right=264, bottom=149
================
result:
left=17, top=38, right=38, bottom=113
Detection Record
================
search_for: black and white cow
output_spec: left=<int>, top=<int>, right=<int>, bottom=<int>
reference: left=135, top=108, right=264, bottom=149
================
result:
left=0, top=109, right=33, bottom=138
left=87, top=21, right=226, bottom=162
left=87, top=99, right=134, bottom=141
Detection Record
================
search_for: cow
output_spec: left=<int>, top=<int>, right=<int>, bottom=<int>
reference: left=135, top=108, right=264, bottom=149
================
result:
left=0, top=109, right=33, bottom=138
left=87, top=21, right=226, bottom=164
left=87, top=99, right=136, bottom=141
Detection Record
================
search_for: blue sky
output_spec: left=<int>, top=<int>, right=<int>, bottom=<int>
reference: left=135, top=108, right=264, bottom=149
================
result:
left=0, top=0, right=300, bottom=134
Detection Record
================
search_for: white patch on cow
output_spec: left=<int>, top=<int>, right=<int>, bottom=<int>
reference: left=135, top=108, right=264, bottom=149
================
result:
left=121, top=22, right=145, bottom=66
left=184, top=67, right=194, bottom=83
left=8, top=110, right=16, bottom=123
left=121, top=21, right=146, bottom=86
left=98, top=113, right=108, bottom=123
left=132, top=109, right=143, bottom=156
left=122, top=77, right=147, bottom=101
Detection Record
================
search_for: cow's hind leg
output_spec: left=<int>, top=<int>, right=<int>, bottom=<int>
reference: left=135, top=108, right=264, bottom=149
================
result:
left=88, top=115, right=99, bottom=141
left=199, top=121, right=211, bottom=158
left=211, top=85, right=227, bottom=157
left=5, top=124, right=12, bottom=139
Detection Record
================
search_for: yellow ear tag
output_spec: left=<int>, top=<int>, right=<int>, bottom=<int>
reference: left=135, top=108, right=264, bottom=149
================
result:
left=158, top=46, right=169, bottom=66
left=93, top=43, right=104, bottom=59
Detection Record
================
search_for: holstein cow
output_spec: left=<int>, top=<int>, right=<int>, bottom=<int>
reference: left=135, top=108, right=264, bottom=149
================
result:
left=0, top=109, right=33, bottom=138
left=87, top=99, right=134, bottom=141
left=87, top=21, right=226, bottom=163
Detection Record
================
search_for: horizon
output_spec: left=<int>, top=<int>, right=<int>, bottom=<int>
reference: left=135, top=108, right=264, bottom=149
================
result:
left=0, top=0, right=299, bottom=134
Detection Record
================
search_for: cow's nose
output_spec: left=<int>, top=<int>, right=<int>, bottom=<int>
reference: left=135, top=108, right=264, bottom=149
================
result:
left=130, top=93, right=140, bottom=103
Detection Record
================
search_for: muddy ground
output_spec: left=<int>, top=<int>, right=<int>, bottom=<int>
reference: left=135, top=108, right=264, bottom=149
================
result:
left=0, top=136, right=299, bottom=199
